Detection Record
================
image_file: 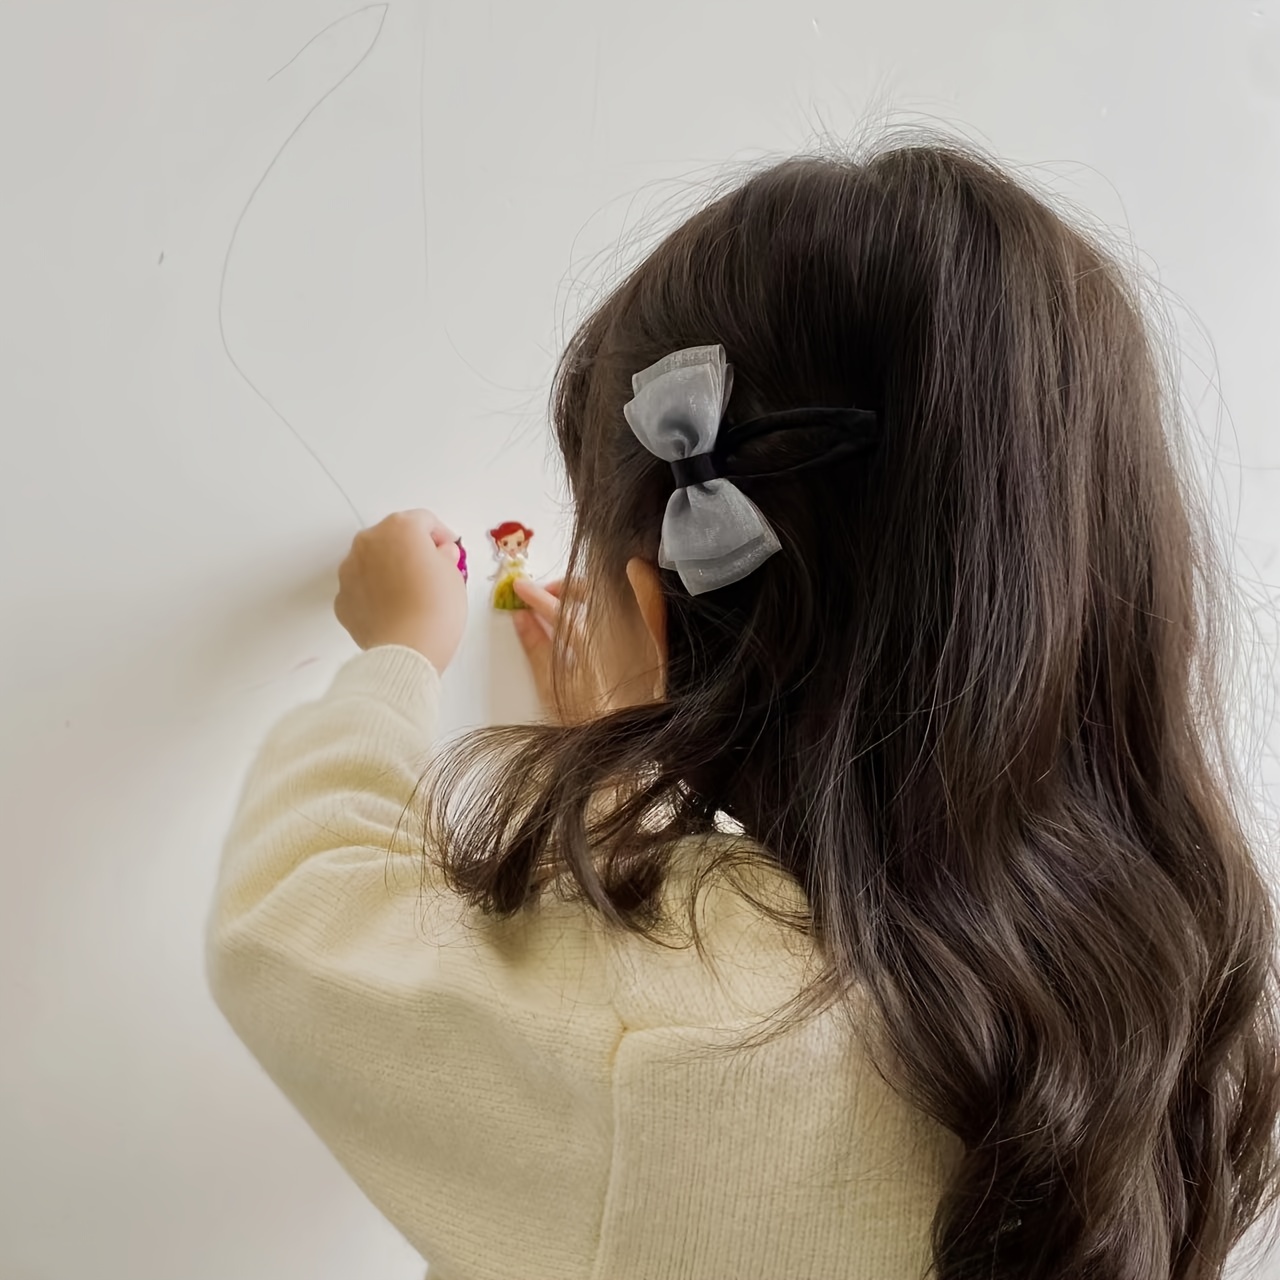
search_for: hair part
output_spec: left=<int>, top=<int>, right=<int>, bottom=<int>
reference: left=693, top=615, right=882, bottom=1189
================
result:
left=418, top=135, right=1280, bottom=1279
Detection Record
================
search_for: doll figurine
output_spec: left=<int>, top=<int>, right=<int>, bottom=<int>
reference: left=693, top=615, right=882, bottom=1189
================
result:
left=488, top=521, right=534, bottom=610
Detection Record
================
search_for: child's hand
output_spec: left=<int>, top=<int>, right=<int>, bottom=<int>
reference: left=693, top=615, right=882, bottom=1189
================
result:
left=511, top=578, right=563, bottom=714
left=335, top=509, right=468, bottom=672
left=511, top=577, right=603, bottom=723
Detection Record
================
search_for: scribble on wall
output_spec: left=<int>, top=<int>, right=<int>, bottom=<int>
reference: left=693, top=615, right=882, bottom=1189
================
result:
left=217, top=4, right=392, bottom=529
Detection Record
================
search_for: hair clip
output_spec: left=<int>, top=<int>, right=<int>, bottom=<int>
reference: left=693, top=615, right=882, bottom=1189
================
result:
left=623, top=344, right=880, bottom=595
left=622, top=345, right=777, bottom=596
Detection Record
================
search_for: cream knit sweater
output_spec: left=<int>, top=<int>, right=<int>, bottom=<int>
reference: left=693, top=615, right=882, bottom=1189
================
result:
left=205, top=644, right=962, bottom=1280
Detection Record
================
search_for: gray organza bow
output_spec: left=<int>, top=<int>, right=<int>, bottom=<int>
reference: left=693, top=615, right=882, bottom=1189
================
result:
left=622, top=344, right=781, bottom=596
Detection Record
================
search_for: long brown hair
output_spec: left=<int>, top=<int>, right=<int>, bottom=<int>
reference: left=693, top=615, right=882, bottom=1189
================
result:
left=420, top=139, right=1280, bottom=1278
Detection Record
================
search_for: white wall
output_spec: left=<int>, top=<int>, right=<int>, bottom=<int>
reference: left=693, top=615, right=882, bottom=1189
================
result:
left=3, top=2, right=1279, bottom=1277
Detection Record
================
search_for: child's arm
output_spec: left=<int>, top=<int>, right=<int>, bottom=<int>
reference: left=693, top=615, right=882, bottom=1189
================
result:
left=203, top=514, right=623, bottom=1276
left=204, top=642, right=442, bottom=931
left=205, top=643, right=623, bottom=1275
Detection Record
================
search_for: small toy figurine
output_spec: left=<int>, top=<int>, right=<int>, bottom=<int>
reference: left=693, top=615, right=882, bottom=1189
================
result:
left=488, top=521, right=534, bottom=610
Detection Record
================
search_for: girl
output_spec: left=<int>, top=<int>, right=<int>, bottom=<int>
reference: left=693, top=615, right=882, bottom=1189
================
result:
left=206, top=143, right=1280, bottom=1280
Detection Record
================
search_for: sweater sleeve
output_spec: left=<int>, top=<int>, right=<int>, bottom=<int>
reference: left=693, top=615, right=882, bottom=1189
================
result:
left=205, top=645, right=624, bottom=1280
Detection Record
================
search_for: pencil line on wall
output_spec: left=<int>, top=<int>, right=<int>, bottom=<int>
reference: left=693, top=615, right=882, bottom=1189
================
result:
left=267, top=4, right=386, bottom=82
left=218, top=3, right=392, bottom=530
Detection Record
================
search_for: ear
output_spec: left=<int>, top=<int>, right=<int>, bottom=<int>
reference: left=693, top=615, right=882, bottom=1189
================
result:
left=625, top=557, right=667, bottom=672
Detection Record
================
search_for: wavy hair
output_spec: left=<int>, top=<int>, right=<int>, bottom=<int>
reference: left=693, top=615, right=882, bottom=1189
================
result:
left=420, top=139, right=1280, bottom=1278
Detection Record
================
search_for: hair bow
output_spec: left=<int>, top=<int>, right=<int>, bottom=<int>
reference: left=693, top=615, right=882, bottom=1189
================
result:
left=622, top=344, right=781, bottom=596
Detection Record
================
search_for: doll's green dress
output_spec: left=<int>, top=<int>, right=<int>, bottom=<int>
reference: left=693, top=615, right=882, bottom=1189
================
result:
left=491, top=554, right=530, bottom=610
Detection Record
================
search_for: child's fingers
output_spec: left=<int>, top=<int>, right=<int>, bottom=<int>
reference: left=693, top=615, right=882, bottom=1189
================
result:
left=512, top=577, right=560, bottom=626
left=513, top=608, right=551, bottom=652
left=518, top=608, right=555, bottom=642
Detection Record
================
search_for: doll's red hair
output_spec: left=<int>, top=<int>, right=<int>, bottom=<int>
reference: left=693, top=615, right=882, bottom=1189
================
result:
left=488, top=521, right=533, bottom=544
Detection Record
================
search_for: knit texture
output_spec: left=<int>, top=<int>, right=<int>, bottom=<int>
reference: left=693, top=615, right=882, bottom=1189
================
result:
left=206, top=644, right=963, bottom=1280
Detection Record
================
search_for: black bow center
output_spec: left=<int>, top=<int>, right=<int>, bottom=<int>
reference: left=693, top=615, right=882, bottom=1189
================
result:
left=670, top=452, right=720, bottom=489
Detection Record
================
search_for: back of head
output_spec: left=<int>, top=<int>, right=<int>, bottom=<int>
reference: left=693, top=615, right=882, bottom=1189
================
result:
left=430, top=141, right=1280, bottom=1278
